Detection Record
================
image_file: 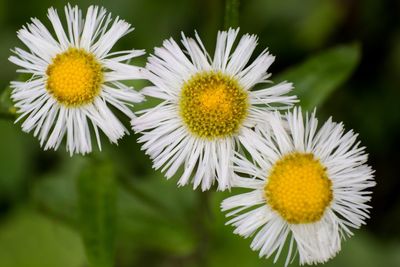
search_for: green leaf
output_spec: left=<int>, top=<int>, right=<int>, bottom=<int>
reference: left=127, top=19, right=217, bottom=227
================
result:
left=32, top=156, right=86, bottom=226
left=77, top=159, right=117, bottom=267
left=276, top=43, right=361, bottom=110
left=0, top=119, right=37, bottom=200
left=0, top=207, right=86, bottom=267
left=117, top=175, right=197, bottom=257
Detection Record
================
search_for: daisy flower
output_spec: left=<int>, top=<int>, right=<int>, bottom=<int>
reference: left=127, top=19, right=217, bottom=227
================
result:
left=9, top=4, right=145, bottom=155
left=221, top=108, right=375, bottom=265
left=132, top=28, right=297, bottom=191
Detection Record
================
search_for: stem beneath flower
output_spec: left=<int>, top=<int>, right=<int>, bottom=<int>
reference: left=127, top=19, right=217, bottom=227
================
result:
left=224, top=0, right=240, bottom=29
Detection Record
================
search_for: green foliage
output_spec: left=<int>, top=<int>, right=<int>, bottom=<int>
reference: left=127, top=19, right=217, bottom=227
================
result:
left=32, top=156, right=84, bottom=226
left=0, top=208, right=86, bottom=267
left=294, top=1, right=345, bottom=49
left=277, top=43, right=361, bottom=110
left=0, top=87, right=15, bottom=119
left=0, top=119, right=35, bottom=200
left=224, top=0, right=239, bottom=29
left=0, top=0, right=398, bottom=266
left=77, top=159, right=117, bottom=267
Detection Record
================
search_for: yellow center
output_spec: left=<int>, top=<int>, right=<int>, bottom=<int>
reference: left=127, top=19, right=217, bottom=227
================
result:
left=179, top=72, right=248, bottom=139
left=46, top=48, right=103, bottom=106
left=264, top=152, right=333, bottom=224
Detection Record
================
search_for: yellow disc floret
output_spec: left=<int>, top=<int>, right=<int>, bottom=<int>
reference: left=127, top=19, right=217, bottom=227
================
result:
left=265, top=152, right=333, bottom=224
left=179, top=72, right=248, bottom=139
left=46, top=48, right=103, bottom=106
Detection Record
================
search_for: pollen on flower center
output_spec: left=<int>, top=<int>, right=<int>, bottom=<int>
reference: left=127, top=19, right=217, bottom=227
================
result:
left=264, top=152, right=333, bottom=224
left=46, top=48, right=103, bottom=106
left=179, top=72, right=248, bottom=139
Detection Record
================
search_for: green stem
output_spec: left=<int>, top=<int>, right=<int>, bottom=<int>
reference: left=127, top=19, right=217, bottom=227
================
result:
left=224, top=0, right=240, bottom=29
left=192, top=189, right=213, bottom=265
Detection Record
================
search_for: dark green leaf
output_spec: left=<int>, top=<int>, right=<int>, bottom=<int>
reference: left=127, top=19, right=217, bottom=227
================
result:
left=276, top=43, right=361, bottom=110
left=32, top=156, right=86, bottom=226
left=0, top=120, right=35, bottom=199
left=77, top=160, right=117, bottom=267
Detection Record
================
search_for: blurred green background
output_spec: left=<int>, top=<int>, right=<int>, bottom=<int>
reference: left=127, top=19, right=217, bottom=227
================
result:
left=0, top=0, right=399, bottom=266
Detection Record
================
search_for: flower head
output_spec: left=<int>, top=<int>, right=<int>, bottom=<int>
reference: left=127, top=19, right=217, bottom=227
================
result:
left=9, top=4, right=145, bottom=155
left=221, top=108, right=375, bottom=265
left=132, top=28, right=297, bottom=191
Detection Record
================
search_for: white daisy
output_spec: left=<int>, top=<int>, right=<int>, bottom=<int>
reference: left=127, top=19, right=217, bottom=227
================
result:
left=132, top=28, right=297, bottom=191
left=9, top=4, right=145, bottom=155
left=221, top=107, right=375, bottom=265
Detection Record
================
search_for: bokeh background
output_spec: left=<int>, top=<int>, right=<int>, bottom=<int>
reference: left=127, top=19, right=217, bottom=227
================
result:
left=0, top=0, right=399, bottom=266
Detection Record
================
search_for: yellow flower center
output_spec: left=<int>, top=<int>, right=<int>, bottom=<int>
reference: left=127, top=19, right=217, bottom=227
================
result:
left=46, top=48, right=103, bottom=106
left=264, top=152, right=333, bottom=224
left=179, top=72, right=248, bottom=139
